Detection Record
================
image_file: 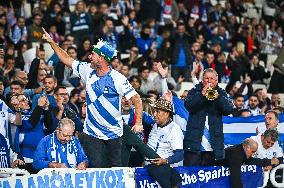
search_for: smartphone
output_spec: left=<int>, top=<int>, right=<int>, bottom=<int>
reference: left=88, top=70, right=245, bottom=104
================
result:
left=110, top=9, right=117, bottom=13
left=145, top=158, right=157, bottom=162
left=0, top=44, right=3, bottom=49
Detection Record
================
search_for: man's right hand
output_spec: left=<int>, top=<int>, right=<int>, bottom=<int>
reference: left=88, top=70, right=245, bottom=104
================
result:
left=271, top=158, right=279, bottom=165
left=38, top=96, right=49, bottom=109
left=42, top=27, right=53, bottom=43
left=157, top=62, right=168, bottom=78
left=201, top=84, right=209, bottom=96
left=34, top=86, right=44, bottom=94
left=48, top=162, right=68, bottom=168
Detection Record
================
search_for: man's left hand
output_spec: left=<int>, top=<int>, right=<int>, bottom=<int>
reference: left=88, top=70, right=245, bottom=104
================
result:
left=264, top=166, right=273, bottom=171
left=77, top=162, right=87, bottom=170
left=151, top=158, right=167, bottom=166
left=11, top=159, right=25, bottom=168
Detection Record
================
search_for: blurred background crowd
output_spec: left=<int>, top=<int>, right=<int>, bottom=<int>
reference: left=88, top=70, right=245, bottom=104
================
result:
left=0, top=0, right=284, bottom=113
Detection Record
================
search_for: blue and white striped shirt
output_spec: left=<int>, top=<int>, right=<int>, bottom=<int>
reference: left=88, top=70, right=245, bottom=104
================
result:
left=72, top=60, right=137, bottom=140
left=0, top=99, right=15, bottom=139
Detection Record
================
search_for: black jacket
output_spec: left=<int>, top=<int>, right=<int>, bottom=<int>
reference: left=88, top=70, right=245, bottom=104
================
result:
left=221, top=144, right=272, bottom=188
left=184, top=83, right=234, bottom=160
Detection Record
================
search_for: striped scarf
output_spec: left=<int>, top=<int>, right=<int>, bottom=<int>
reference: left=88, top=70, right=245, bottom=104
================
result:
left=50, top=132, right=78, bottom=168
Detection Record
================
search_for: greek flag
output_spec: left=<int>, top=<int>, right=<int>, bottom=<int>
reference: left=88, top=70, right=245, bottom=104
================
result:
left=223, top=114, right=284, bottom=149
left=171, top=96, right=284, bottom=150
left=201, top=116, right=213, bottom=151
left=172, top=96, right=188, bottom=134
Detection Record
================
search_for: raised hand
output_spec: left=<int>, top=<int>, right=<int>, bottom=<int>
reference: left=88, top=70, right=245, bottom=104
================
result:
left=121, top=15, right=129, bottom=26
left=38, top=95, right=49, bottom=109
left=162, top=90, right=173, bottom=103
left=42, top=27, right=53, bottom=43
left=10, top=96, right=20, bottom=111
left=157, top=62, right=168, bottom=78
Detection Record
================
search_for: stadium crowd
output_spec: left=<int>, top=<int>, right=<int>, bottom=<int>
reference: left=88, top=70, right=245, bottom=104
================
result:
left=1, top=0, right=284, bottom=187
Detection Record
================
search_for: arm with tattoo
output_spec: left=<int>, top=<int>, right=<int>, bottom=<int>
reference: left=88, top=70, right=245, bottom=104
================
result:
left=42, top=28, right=74, bottom=68
left=130, top=94, right=143, bottom=133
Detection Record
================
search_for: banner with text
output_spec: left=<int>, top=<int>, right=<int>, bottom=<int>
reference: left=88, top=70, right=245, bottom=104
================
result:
left=0, top=168, right=135, bottom=188
left=135, top=165, right=263, bottom=188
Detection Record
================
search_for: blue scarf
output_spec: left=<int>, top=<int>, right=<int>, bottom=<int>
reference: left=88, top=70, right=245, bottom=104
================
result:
left=0, top=133, right=10, bottom=168
left=50, top=132, right=78, bottom=168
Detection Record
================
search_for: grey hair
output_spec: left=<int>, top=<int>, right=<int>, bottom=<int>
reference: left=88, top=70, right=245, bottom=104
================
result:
left=243, top=138, right=258, bottom=149
left=263, top=129, right=279, bottom=142
left=202, top=68, right=218, bottom=80
left=57, top=118, right=75, bottom=130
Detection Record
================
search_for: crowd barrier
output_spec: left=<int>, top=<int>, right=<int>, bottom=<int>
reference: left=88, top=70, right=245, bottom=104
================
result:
left=0, top=165, right=274, bottom=188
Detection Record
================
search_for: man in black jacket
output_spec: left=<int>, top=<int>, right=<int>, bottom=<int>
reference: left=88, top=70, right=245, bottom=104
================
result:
left=220, top=138, right=279, bottom=188
left=184, top=68, right=234, bottom=166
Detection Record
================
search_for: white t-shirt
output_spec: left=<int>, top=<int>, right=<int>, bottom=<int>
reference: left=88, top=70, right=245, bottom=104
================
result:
left=250, top=135, right=283, bottom=159
left=147, top=120, right=184, bottom=167
left=72, top=60, right=137, bottom=140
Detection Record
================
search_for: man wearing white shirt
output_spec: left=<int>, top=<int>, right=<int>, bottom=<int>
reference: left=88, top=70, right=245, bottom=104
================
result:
left=147, top=97, right=184, bottom=167
left=250, top=128, right=283, bottom=186
left=251, top=129, right=283, bottom=169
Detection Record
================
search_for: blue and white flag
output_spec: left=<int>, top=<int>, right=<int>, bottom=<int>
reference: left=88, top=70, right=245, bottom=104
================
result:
left=223, top=114, right=284, bottom=149
left=172, top=97, right=284, bottom=149
left=172, top=96, right=189, bottom=134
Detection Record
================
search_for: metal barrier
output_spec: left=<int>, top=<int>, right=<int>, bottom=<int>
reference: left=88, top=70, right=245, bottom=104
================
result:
left=0, top=168, right=30, bottom=178
left=270, top=164, right=284, bottom=188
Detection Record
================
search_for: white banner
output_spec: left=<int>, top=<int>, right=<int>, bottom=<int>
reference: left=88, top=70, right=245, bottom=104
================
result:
left=0, top=168, right=135, bottom=188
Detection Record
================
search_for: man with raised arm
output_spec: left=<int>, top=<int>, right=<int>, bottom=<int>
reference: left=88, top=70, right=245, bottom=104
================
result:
left=42, top=28, right=143, bottom=167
